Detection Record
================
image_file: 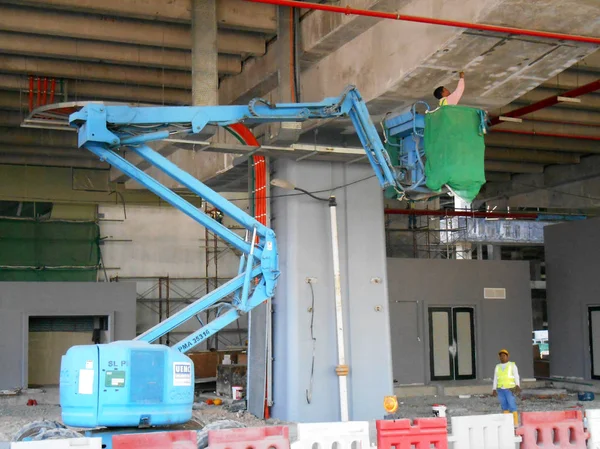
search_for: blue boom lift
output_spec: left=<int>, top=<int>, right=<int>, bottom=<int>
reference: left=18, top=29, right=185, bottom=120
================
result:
left=15, top=85, right=482, bottom=446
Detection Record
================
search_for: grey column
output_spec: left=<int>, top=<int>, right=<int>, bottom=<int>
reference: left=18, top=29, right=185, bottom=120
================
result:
left=191, top=0, right=218, bottom=106
left=270, top=159, right=393, bottom=422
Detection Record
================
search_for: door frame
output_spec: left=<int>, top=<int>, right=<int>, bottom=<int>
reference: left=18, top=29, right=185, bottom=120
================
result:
left=428, top=307, right=454, bottom=381
left=452, top=307, right=477, bottom=380
left=588, top=306, right=600, bottom=380
left=428, top=306, right=476, bottom=381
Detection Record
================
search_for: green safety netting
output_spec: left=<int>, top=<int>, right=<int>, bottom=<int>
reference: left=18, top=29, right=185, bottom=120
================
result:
left=0, top=219, right=100, bottom=281
left=424, top=105, right=487, bottom=203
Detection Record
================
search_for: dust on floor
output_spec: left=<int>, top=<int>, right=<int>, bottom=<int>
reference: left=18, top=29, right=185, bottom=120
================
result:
left=1, top=392, right=596, bottom=441
left=392, top=392, right=598, bottom=420
left=0, top=403, right=279, bottom=442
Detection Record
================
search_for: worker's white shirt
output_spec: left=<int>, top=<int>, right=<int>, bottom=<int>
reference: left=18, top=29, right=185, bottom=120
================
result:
left=493, top=362, right=520, bottom=389
left=446, top=78, right=465, bottom=105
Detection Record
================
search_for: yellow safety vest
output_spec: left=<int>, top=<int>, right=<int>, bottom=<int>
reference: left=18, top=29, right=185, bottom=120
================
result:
left=496, top=362, right=516, bottom=389
left=439, top=97, right=448, bottom=106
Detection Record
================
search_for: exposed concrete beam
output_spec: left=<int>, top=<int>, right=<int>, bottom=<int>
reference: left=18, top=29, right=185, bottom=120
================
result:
left=578, top=50, right=600, bottom=72
left=485, top=133, right=600, bottom=154
left=0, top=110, right=22, bottom=127
left=541, top=70, right=600, bottom=91
left=485, top=161, right=544, bottom=174
left=0, top=4, right=266, bottom=56
left=519, top=88, right=600, bottom=111
left=0, top=75, right=192, bottom=105
left=480, top=154, right=600, bottom=202
left=218, top=43, right=278, bottom=105
left=0, top=126, right=77, bottom=147
left=485, top=172, right=511, bottom=182
left=11, top=0, right=277, bottom=33
left=0, top=31, right=241, bottom=73
left=0, top=91, right=24, bottom=111
left=0, top=55, right=195, bottom=89
left=299, top=0, right=401, bottom=67
left=485, top=148, right=580, bottom=165
left=0, top=154, right=108, bottom=169
left=492, top=102, right=600, bottom=126
left=0, top=144, right=93, bottom=159
left=493, top=120, right=600, bottom=139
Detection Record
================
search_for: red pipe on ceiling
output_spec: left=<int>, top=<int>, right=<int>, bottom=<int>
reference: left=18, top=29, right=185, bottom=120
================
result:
left=489, top=79, right=600, bottom=125
left=244, top=0, right=600, bottom=45
left=49, top=78, right=56, bottom=104
left=492, top=128, right=600, bottom=141
left=42, top=78, right=48, bottom=106
left=384, top=208, right=540, bottom=220
left=36, top=78, right=41, bottom=108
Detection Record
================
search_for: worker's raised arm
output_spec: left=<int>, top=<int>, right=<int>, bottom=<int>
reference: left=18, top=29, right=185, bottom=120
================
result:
left=446, top=72, right=465, bottom=105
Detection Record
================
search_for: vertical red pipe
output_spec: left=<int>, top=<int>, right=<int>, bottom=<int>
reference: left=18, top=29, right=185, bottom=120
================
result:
left=49, top=78, right=56, bottom=104
left=42, top=78, right=48, bottom=106
left=36, top=78, right=41, bottom=107
left=28, top=76, right=33, bottom=112
left=227, top=123, right=269, bottom=419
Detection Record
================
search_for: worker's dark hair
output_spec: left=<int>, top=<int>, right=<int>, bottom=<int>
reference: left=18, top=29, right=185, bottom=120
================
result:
left=433, top=86, right=445, bottom=99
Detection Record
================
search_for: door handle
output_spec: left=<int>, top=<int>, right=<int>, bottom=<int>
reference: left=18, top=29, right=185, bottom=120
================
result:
left=449, top=341, right=457, bottom=357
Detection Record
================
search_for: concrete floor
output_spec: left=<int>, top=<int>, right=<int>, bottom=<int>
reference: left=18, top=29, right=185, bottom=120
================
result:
left=2, top=384, right=599, bottom=442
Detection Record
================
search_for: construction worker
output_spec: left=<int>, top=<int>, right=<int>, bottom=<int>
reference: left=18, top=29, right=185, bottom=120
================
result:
left=433, top=71, right=465, bottom=106
left=492, top=349, right=521, bottom=425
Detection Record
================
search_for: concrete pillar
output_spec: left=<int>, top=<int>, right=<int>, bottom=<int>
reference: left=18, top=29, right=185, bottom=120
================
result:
left=271, top=159, right=393, bottom=422
left=191, top=0, right=218, bottom=106
left=261, top=6, right=301, bottom=146
left=454, top=196, right=472, bottom=260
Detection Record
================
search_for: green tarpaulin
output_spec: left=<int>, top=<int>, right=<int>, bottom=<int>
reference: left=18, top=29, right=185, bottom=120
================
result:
left=424, top=106, right=486, bottom=203
left=0, top=219, right=100, bottom=281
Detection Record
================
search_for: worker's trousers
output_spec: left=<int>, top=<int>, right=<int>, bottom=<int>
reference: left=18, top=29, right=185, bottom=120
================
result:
left=497, top=388, right=517, bottom=412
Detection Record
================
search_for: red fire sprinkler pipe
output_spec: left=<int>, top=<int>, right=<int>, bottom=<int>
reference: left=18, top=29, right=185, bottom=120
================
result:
left=49, top=78, right=56, bottom=104
left=36, top=77, right=41, bottom=108
left=489, top=79, right=600, bottom=125
left=42, top=78, right=48, bottom=106
left=244, top=0, right=600, bottom=45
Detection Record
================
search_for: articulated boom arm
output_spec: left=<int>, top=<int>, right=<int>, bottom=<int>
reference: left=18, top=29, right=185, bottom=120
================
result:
left=68, top=85, right=397, bottom=353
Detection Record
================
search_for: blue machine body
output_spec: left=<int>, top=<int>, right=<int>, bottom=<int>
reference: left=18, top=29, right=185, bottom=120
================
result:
left=60, top=341, right=194, bottom=427
left=383, top=104, right=429, bottom=194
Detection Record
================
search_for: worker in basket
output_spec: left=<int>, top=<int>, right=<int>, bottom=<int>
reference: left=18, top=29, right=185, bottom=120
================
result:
left=433, top=71, right=465, bottom=106
left=492, top=348, right=521, bottom=426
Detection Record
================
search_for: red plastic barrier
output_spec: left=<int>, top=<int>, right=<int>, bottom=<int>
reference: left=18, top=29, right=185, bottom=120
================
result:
left=516, top=410, right=589, bottom=448
left=208, top=426, right=289, bottom=449
left=377, top=418, right=448, bottom=449
left=113, top=430, right=197, bottom=449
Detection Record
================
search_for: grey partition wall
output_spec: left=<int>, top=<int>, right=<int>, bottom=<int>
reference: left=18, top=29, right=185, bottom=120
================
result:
left=545, top=218, right=600, bottom=380
left=387, top=259, right=533, bottom=385
left=0, top=282, right=136, bottom=389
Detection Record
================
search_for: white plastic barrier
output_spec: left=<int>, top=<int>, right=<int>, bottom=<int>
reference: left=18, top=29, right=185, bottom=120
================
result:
left=292, top=421, right=371, bottom=449
left=11, top=439, right=101, bottom=449
left=448, top=414, right=521, bottom=449
left=587, top=409, right=600, bottom=449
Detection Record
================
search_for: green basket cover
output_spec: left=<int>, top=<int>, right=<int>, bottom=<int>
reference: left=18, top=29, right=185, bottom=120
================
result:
left=424, top=106, right=486, bottom=202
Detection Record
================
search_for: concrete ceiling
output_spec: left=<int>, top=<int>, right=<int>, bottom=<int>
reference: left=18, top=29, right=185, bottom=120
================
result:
left=0, top=0, right=597, bottom=202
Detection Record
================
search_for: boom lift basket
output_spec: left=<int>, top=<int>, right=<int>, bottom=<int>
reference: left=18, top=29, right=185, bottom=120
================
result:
left=424, top=105, right=487, bottom=203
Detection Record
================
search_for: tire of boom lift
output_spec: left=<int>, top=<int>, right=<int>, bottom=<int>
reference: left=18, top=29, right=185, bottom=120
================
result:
left=12, top=420, right=67, bottom=441
left=196, top=419, right=247, bottom=449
